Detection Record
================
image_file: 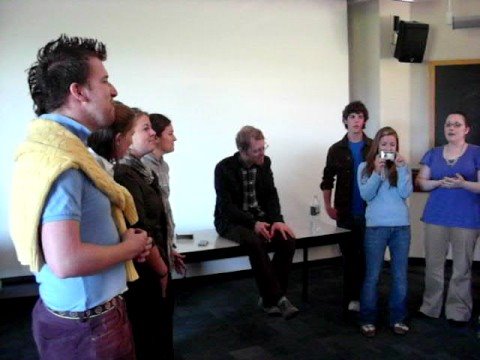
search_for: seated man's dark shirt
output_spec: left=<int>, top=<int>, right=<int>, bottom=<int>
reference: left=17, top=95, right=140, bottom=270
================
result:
left=214, top=152, right=284, bottom=236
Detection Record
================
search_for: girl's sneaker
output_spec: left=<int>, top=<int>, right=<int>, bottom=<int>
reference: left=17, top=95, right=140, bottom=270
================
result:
left=392, top=322, right=409, bottom=335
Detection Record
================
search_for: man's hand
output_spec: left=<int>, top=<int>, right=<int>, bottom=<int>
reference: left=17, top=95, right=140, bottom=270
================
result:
left=171, top=250, right=186, bottom=275
left=122, top=228, right=153, bottom=262
left=325, top=205, right=338, bottom=220
left=135, top=236, right=153, bottom=263
left=254, top=221, right=271, bottom=241
left=270, top=222, right=295, bottom=240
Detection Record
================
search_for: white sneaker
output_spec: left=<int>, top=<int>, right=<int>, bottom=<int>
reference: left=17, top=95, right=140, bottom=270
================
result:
left=392, top=322, right=409, bottom=335
left=348, top=301, right=360, bottom=312
left=277, top=296, right=299, bottom=320
left=258, top=297, right=281, bottom=316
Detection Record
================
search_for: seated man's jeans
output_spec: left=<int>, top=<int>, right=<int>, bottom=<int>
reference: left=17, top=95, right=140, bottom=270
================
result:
left=360, top=226, right=410, bottom=325
left=224, top=225, right=296, bottom=306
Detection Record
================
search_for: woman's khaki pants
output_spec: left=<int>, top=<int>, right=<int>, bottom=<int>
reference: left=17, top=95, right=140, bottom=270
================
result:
left=419, top=224, right=478, bottom=322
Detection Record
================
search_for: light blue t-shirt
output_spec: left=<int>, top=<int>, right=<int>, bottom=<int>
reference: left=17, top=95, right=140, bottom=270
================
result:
left=36, top=114, right=127, bottom=311
left=357, top=162, right=412, bottom=227
left=349, top=141, right=366, bottom=216
left=420, top=145, right=480, bottom=229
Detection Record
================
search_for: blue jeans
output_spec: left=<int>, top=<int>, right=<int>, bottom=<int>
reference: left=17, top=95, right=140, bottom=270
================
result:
left=360, top=226, right=410, bottom=326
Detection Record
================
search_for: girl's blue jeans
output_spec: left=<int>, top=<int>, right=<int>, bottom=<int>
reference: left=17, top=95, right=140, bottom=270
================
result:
left=360, top=226, right=411, bottom=326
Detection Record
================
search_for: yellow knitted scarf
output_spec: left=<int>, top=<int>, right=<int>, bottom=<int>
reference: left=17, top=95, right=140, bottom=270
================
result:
left=9, top=119, right=139, bottom=281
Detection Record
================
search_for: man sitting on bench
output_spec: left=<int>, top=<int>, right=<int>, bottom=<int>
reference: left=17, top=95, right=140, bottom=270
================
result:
left=214, top=125, right=299, bottom=320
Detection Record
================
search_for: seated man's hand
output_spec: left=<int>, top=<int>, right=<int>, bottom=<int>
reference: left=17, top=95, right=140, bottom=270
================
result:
left=254, top=221, right=271, bottom=241
left=270, top=222, right=295, bottom=240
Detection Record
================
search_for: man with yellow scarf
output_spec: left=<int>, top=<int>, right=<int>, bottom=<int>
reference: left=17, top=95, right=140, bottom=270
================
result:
left=9, top=34, right=152, bottom=359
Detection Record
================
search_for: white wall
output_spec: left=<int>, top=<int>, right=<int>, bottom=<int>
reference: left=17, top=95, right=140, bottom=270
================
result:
left=348, top=0, right=380, bottom=133
left=0, top=0, right=349, bottom=278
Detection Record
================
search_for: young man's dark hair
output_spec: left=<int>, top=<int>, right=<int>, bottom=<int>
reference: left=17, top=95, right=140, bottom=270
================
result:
left=27, top=34, right=107, bottom=116
left=342, top=101, right=369, bottom=129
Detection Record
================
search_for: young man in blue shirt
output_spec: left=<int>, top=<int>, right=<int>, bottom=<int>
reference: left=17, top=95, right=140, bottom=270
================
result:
left=320, top=101, right=372, bottom=317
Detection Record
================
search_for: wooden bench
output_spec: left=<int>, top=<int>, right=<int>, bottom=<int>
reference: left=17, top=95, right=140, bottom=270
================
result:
left=175, top=218, right=350, bottom=302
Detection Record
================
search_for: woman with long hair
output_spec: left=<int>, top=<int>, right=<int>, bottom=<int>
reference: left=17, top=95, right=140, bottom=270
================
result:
left=114, top=108, right=174, bottom=360
left=417, top=112, right=480, bottom=327
left=357, top=126, right=413, bottom=337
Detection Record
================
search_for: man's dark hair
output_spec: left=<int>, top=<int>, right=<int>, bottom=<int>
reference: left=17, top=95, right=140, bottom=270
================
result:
left=342, top=101, right=369, bottom=129
left=27, top=34, right=107, bottom=116
left=150, top=113, right=172, bottom=137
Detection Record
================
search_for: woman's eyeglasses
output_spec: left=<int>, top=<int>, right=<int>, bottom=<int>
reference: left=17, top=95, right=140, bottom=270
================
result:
left=445, top=122, right=464, bottom=128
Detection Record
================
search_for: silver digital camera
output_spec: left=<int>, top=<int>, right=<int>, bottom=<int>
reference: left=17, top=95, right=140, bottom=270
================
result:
left=379, top=150, right=396, bottom=161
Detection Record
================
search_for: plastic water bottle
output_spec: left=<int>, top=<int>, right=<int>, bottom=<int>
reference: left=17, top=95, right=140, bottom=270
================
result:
left=310, top=195, right=320, bottom=217
left=309, top=195, right=320, bottom=232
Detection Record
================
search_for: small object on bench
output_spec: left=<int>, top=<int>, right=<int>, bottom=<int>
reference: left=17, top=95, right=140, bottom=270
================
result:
left=198, top=240, right=209, bottom=247
left=176, top=234, right=194, bottom=240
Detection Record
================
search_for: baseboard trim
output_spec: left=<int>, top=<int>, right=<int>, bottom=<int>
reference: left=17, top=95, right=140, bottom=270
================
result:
left=1, top=256, right=479, bottom=287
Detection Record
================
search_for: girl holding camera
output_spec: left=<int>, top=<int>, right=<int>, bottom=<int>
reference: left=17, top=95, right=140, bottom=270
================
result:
left=357, top=126, right=413, bottom=337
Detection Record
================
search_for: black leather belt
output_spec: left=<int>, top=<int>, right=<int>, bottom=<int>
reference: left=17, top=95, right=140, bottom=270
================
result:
left=46, top=295, right=122, bottom=320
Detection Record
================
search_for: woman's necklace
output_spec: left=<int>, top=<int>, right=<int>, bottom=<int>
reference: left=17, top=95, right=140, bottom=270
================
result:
left=444, top=143, right=467, bottom=166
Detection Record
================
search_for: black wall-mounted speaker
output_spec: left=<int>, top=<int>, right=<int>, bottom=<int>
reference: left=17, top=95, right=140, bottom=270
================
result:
left=394, top=21, right=429, bottom=63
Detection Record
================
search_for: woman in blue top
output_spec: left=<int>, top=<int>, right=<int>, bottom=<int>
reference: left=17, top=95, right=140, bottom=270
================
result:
left=417, top=112, right=480, bottom=327
left=357, top=127, right=413, bottom=337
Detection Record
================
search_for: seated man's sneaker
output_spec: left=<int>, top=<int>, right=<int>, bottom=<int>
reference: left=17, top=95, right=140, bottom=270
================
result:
left=277, top=296, right=299, bottom=320
left=347, top=301, right=360, bottom=312
left=258, top=297, right=281, bottom=316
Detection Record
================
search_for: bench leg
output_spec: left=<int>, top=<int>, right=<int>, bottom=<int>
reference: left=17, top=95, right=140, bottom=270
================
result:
left=302, top=246, right=309, bottom=302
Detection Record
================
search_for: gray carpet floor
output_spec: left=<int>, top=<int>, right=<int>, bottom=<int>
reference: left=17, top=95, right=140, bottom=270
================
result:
left=1, top=260, right=480, bottom=359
